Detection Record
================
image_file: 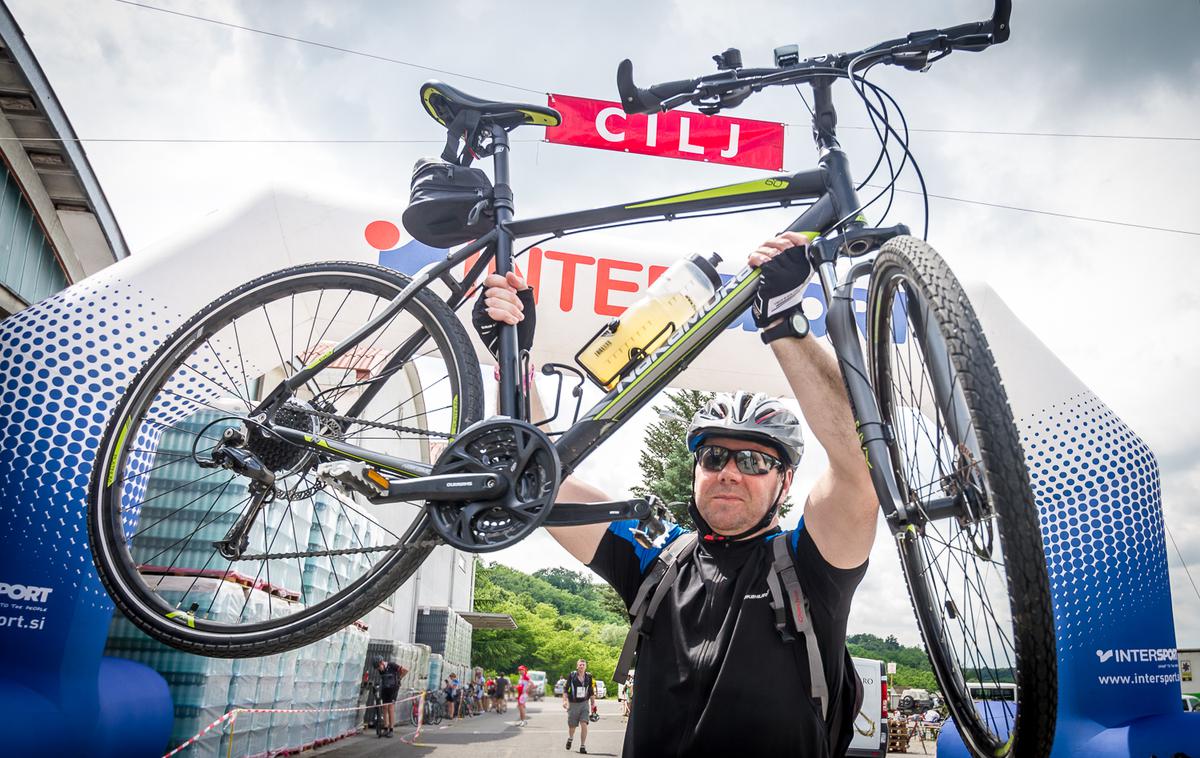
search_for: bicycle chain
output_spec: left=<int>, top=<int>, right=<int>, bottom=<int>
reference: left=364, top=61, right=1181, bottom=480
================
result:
left=299, top=405, right=453, bottom=439
left=237, top=536, right=442, bottom=562
left=233, top=403, right=451, bottom=559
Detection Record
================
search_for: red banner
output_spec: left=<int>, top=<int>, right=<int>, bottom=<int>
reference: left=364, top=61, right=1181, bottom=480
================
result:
left=545, top=93, right=784, bottom=171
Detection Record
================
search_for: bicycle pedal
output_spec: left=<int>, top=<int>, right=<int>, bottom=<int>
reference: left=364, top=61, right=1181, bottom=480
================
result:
left=316, top=461, right=392, bottom=498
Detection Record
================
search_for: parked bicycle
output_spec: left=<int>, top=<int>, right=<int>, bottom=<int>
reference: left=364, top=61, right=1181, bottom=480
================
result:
left=411, top=691, right=443, bottom=727
left=89, top=2, right=1053, bottom=756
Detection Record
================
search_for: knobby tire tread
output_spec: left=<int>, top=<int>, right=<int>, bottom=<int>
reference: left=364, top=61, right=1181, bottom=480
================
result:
left=867, top=237, right=1056, bottom=758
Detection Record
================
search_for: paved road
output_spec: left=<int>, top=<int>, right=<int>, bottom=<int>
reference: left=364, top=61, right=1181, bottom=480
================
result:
left=316, top=697, right=626, bottom=758
left=308, top=698, right=931, bottom=757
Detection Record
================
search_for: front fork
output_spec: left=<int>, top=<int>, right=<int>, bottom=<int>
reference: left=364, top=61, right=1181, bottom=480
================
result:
left=811, top=237, right=913, bottom=530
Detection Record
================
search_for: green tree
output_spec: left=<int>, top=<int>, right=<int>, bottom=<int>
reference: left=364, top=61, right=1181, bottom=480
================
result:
left=631, top=389, right=714, bottom=523
left=482, top=562, right=623, bottom=625
left=472, top=562, right=631, bottom=689
left=533, top=567, right=590, bottom=596
left=594, top=582, right=628, bottom=620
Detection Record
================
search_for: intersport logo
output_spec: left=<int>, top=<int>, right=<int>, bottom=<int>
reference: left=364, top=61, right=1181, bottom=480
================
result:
left=1095, top=647, right=1177, bottom=664
left=0, top=582, right=53, bottom=603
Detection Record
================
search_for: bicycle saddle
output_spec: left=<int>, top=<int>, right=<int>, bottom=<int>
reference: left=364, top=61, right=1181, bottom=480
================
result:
left=420, top=80, right=562, bottom=130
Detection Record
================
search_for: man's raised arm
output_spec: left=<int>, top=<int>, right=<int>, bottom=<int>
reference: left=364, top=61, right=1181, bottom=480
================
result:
left=474, top=271, right=610, bottom=566
left=750, top=233, right=878, bottom=568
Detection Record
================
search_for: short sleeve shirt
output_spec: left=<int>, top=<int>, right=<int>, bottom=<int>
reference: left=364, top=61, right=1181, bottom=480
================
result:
left=566, top=672, right=594, bottom=703
left=588, top=519, right=866, bottom=757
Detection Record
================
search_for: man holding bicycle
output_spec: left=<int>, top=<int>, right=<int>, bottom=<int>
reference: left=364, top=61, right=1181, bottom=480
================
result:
left=474, top=233, right=877, bottom=756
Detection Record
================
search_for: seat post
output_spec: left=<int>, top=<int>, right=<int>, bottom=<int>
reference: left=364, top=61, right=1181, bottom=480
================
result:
left=488, top=123, right=524, bottom=418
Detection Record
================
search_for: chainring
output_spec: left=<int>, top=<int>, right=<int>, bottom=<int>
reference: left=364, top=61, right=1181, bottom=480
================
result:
left=426, top=418, right=561, bottom=552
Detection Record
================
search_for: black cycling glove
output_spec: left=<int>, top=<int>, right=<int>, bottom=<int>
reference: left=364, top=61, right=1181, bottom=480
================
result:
left=471, top=285, right=537, bottom=359
left=750, top=244, right=812, bottom=329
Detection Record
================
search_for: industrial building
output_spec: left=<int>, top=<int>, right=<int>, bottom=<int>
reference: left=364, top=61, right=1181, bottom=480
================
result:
left=0, top=3, right=126, bottom=319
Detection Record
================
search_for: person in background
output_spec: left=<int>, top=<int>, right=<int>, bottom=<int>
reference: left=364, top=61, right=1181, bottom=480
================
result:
left=485, top=674, right=496, bottom=713
left=495, top=672, right=509, bottom=713
left=622, top=672, right=634, bottom=719
left=444, top=674, right=460, bottom=721
left=562, top=658, right=596, bottom=754
left=473, top=667, right=487, bottom=714
left=375, top=657, right=408, bottom=738
left=516, top=664, right=531, bottom=726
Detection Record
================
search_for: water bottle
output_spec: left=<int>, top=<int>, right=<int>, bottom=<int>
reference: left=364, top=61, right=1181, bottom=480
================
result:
left=576, top=252, right=722, bottom=389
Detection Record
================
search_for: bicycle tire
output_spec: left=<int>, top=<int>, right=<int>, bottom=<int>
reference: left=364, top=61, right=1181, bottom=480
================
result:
left=88, top=261, right=484, bottom=657
left=866, top=237, right=1056, bottom=757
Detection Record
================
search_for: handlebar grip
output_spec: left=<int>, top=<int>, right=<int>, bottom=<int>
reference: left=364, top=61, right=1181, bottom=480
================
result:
left=930, top=0, right=1011, bottom=47
left=617, top=59, right=698, bottom=115
left=992, top=0, right=1012, bottom=43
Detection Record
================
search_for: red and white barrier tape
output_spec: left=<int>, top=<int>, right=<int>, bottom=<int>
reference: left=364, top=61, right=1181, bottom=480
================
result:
left=162, top=711, right=237, bottom=758
left=162, top=691, right=425, bottom=758
left=398, top=691, right=426, bottom=745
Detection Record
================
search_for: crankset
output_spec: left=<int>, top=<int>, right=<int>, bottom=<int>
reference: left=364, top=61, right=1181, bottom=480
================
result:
left=425, top=418, right=562, bottom=552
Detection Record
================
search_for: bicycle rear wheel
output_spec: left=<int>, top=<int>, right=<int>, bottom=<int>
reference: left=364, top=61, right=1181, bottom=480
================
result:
left=867, top=237, right=1056, bottom=757
left=89, top=261, right=483, bottom=657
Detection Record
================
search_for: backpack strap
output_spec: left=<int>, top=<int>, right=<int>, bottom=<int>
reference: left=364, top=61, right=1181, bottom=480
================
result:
left=614, top=532, right=699, bottom=681
left=767, top=533, right=829, bottom=721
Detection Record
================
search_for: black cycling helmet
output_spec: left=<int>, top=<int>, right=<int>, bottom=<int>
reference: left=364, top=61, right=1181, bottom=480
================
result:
left=686, top=391, right=804, bottom=469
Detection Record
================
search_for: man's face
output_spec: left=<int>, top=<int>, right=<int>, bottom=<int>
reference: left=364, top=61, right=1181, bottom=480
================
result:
left=576, top=660, right=586, bottom=676
left=692, top=435, right=792, bottom=536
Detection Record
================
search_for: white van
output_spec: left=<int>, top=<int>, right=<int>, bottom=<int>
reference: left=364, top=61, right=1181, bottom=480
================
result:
left=847, top=657, right=888, bottom=758
left=527, top=670, right=547, bottom=700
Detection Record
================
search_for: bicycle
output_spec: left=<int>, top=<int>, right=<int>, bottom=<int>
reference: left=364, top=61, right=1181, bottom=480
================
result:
left=366, top=683, right=384, bottom=738
left=410, top=690, right=442, bottom=727
left=88, top=2, right=1054, bottom=756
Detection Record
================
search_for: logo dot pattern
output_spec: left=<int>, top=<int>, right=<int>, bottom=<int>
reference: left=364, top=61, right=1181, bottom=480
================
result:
left=0, top=276, right=178, bottom=606
left=1021, top=391, right=1168, bottom=656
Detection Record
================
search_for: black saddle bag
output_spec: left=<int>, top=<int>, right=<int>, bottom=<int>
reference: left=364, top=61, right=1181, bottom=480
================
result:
left=401, top=158, right=494, bottom=248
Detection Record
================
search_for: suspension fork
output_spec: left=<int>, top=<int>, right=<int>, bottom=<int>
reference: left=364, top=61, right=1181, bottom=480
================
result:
left=813, top=249, right=912, bottom=527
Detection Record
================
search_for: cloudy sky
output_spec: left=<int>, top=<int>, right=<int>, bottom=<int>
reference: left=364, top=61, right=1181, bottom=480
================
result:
left=9, top=0, right=1199, bottom=648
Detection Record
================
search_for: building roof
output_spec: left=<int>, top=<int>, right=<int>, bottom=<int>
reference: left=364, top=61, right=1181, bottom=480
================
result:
left=459, top=612, right=518, bottom=630
left=0, top=3, right=129, bottom=280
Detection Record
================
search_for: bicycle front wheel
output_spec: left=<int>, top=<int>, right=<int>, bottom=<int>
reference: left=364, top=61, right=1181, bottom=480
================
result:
left=89, top=261, right=484, bottom=657
left=867, top=237, right=1056, bottom=757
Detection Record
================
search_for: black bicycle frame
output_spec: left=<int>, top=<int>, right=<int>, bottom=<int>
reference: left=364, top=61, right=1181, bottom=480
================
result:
left=266, top=78, right=913, bottom=525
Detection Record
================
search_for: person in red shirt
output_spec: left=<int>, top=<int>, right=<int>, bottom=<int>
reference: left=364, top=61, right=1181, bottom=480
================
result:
left=516, top=664, right=531, bottom=726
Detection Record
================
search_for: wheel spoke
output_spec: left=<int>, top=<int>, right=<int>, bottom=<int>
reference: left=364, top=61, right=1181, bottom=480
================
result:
left=93, top=265, right=481, bottom=656
left=869, top=246, right=1051, bottom=752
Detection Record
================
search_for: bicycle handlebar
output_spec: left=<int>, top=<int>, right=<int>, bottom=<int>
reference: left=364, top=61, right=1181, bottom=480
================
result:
left=617, top=0, right=1011, bottom=115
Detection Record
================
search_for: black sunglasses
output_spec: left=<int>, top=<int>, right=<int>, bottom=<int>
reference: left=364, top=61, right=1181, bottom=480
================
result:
left=695, top=444, right=784, bottom=476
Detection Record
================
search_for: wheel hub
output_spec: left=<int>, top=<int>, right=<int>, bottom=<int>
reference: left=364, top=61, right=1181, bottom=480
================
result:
left=245, top=399, right=318, bottom=476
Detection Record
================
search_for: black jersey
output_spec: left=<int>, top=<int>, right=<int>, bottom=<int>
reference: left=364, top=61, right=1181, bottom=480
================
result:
left=588, top=518, right=866, bottom=757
